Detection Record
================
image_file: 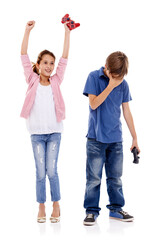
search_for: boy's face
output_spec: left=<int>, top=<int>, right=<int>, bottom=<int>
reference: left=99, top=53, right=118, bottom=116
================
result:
left=104, top=65, right=124, bottom=80
left=110, top=73, right=123, bottom=80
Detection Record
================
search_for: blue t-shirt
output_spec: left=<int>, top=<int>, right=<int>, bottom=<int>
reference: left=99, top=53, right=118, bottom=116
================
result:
left=83, top=67, right=132, bottom=143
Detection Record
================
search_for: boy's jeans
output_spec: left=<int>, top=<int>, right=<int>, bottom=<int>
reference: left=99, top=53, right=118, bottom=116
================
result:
left=31, top=133, right=61, bottom=203
left=84, top=138, right=125, bottom=217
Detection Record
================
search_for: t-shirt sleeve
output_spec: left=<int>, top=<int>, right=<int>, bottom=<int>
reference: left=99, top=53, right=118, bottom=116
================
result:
left=122, top=80, right=132, bottom=103
left=83, top=73, right=97, bottom=97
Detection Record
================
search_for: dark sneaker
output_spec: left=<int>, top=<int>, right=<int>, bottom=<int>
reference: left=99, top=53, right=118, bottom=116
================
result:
left=109, top=210, right=134, bottom=222
left=83, top=214, right=96, bottom=226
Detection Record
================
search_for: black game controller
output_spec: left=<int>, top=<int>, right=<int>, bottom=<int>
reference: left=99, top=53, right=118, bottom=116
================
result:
left=131, top=147, right=140, bottom=164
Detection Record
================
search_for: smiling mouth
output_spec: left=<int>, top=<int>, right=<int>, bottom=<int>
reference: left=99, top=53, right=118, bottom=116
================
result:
left=45, top=69, right=51, bottom=73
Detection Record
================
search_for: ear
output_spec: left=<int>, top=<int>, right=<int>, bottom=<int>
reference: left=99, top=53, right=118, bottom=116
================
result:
left=105, top=64, right=108, bottom=70
left=36, top=63, right=40, bottom=70
left=104, top=64, right=110, bottom=78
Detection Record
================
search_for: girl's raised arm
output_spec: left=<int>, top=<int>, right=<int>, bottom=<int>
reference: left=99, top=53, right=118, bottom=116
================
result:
left=62, top=22, right=70, bottom=59
left=21, top=21, right=35, bottom=55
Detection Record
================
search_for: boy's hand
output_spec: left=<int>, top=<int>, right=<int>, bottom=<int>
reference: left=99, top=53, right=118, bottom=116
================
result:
left=25, top=21, right=35, bottom=31
left=130, top=139, right=140, bottom=154
left=108, top=73, right=124, bottom=89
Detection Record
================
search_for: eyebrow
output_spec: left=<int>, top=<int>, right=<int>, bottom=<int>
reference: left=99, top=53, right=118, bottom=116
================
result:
left=43, top=60, right=54, bottom=63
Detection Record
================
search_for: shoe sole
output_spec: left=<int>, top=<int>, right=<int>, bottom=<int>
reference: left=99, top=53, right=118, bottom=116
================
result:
left=37, top=219, right=46, bottom=223
left=50, top=217, right=60, bottom=223
left=83, top=221, right=96, bottom=226
left=109, top=217, right=134, bottom=222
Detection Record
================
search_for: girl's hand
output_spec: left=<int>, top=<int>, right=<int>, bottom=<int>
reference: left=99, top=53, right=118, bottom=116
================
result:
left=25, top=21, right=35, bottom=31
left=64, top=22, right=70, bottom=34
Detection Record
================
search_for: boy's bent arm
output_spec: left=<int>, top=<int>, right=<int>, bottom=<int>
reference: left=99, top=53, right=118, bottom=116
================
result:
left=89, top=75, right=124, bottom=110
left=122, top=102, right=140, bottom=152
left=88, top=85, right=113, bottom=110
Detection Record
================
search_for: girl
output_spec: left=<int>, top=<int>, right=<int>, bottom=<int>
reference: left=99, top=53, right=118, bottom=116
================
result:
left=20, top=20, right=70, bottom=223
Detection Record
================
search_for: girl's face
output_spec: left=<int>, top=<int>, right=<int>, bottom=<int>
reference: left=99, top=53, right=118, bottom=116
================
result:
left=37, top=54, right=55, bottom=77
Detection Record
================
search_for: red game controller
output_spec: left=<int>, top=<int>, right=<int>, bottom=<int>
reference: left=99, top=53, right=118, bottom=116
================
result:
left=61, top=14, right=80, bottom=31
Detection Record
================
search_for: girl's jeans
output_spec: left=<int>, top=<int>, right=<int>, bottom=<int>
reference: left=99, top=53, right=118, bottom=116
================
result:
left=84, top=138, right=125, bottom=216
left=31, top=133, right=61, bottom=203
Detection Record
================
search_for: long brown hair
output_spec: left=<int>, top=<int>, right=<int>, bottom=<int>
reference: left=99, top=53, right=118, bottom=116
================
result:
left=32, top=50, right=56, bottom=75
left=106, top=51, right=129, bottom=78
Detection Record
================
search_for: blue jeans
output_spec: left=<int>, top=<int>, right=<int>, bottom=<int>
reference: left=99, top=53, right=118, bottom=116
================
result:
left=31, top=133, right=61, bottom=203
left=84, top=138, right=125, bottom=216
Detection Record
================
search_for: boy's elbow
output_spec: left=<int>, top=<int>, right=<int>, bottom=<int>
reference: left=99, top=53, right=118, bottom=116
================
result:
left=89, top=102, right=97, bottom=110
left=89, top=95, right=98, bottom=110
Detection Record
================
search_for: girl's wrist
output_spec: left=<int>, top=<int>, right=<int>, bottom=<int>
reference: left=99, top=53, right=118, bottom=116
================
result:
left=65, top=28, right=70, bottom=35
left=25, top=28, right=31, bottom=34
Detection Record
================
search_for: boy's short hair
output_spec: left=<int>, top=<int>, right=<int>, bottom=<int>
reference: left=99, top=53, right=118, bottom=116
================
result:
left=106, top=51, right=129, bottom=78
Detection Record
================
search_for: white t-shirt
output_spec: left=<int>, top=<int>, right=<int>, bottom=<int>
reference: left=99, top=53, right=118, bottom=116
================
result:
left=26, top=83, right=63, bottom=135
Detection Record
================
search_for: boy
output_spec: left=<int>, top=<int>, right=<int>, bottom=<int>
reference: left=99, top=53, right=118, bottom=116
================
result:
left=83, top=51, right=140, bottom=226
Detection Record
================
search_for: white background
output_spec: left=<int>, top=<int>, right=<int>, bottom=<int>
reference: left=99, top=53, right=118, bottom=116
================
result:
left=0, top=0, right=155, bottom=239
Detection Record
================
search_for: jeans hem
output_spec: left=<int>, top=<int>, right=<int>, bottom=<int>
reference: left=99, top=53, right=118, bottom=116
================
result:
left=51, top=197, right=61, bottom=202
left=37, top=201, right=46, bottom=204
left=86, top=211, right=99, bottom=218
left=107, top=206, right=123, bottom=212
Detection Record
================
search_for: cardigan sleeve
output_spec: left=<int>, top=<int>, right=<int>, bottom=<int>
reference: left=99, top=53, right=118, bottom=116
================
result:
left=53, top=57, right=68, bottom=85
left=21, top=54, right=38, bottom=84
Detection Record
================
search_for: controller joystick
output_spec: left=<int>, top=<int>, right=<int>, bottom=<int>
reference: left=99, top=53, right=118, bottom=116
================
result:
left=67, top=20, right=80, bottom=30
left=61, top=14, right=71, bottom=23
left=131, top=147, right=140, bottom=164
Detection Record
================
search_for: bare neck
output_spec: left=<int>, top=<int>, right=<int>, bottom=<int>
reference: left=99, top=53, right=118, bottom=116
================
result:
left=39, top=75, right=50, bottom=85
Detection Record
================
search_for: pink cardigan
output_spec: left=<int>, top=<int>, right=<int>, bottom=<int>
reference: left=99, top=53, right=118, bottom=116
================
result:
left=20, top=54, right=68, bottom=122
